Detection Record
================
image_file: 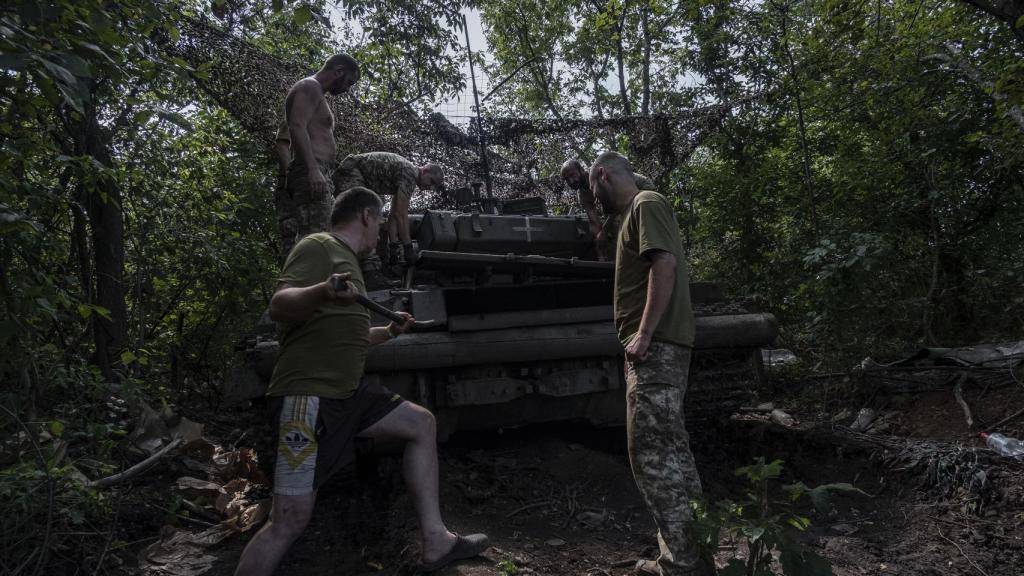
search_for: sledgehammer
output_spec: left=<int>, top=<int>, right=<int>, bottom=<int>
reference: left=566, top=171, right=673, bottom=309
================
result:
left=330, top=275, right=436, bottom=330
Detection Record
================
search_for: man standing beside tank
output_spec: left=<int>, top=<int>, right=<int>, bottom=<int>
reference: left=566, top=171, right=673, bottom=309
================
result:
left=235, top=186, right=489, bottom=575
left=560, top=158, right=655, bottom=261
left=589, top=151, right=712, bottom=576
left=333, top=151, right=444, bottom=287
left=281, top=53, right=360, bottom=255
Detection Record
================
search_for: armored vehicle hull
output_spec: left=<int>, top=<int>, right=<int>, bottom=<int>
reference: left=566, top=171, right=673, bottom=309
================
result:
left=231, top=208, right=778, bottom=438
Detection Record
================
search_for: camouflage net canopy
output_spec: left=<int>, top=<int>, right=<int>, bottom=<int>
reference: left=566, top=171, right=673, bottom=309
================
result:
left=167, top=16, right=733, bottom=213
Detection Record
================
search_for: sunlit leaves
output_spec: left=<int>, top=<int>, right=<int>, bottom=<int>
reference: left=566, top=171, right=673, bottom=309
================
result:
left=293, top=4, right=312, bottom=26
left=337, top=0, right=471, bottom=106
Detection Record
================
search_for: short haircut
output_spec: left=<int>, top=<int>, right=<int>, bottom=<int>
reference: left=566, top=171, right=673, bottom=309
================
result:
left=331, top=186, right=382, bottom=226
left=422, top=163, right=443, bottom=183
left=324, top=53, right=359, bottom=76
left=561, top=158, right=585, bottom=174
left=591, top=151, right=633, bottom=178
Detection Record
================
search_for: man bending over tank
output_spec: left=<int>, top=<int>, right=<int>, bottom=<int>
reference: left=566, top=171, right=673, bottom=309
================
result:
left=334, top=151, right=444, bottom=284
left=281, top=54, right=359, bottom=255
left=234, top=187, right=489, bottom=576
left=590, top=152, right=712, bottom=576
left=561, top=158, right=655, bottom=261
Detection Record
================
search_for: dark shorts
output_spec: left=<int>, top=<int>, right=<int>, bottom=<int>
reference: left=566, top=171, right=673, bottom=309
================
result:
left=268, top=381, right=403, bottom=495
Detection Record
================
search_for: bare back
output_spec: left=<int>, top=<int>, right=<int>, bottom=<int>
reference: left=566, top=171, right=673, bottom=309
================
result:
left=285, top=77, right=336, bottom=166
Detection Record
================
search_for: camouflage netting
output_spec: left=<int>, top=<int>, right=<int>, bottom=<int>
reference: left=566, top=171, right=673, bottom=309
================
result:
left=164, top=16, right=736, bottom=212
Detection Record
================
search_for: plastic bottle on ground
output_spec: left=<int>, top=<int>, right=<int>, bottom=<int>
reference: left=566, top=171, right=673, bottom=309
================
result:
left=980, top=432, right=1024, bottom=459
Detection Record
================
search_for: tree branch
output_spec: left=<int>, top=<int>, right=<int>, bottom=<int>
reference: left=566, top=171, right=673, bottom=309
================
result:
left=926, top=44, right=1024, bottom=134
left=87, top=437, right=185, bottom=489
left=957, top=0, right=1024, bottom=42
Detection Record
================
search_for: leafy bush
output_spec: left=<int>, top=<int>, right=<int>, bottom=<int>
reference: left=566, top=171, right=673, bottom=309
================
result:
left=692, top=458, right=866, bottom=576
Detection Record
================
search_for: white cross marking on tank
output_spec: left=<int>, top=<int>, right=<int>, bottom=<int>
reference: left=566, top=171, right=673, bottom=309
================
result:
left=512, top=216, right=544, bottom=242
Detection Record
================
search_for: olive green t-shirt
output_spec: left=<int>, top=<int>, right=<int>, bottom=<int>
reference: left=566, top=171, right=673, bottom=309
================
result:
left=267, top=233, right=370, bottom=399
left=614, top=190, right=695, bottom=348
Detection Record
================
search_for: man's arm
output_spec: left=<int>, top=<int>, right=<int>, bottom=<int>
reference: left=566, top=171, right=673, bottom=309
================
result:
left=392, top=191, right=411, bottom=245
left=576, top=187, right=602, bottom=236
left=274, top=121, right=291, bottom=174
left=368, top=313, right=415, bottom=346
left=625, top=250, right=677, bottom=363
left=269, top=273, right=355, bottom=324
left=585, top=206, right=603, bottom=238
left=275, top=140, right=291, bottom=175
left=285, top=82, right=327, bottom=194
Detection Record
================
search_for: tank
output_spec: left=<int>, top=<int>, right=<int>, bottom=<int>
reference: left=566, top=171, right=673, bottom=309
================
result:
left=229, top=197, right=778, bottom=439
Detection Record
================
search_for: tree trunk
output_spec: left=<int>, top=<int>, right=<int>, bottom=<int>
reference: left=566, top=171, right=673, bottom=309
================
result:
left=76, top=105, right=127, bottom=381
left=615, top=11, right=632, bottom=116
left=515, top=26, right=564, bottom=120
left=640, top=1, right=652, bottom=116
left=592, top=52, right=611, bottom=120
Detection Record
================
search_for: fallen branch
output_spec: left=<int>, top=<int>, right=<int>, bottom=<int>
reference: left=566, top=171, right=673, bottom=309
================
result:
left=88, top=437, right=185, bottom=489
left=862, top=365, right=1002, bottom=374
left=506, top=499, right=555, bottom=518
left=180, top=499, right=222, bottom=524
left=953, top=376, right=974, bottom=429
left=937, top=528, right=989, bottom=576
left=807, top=372, right=850, bottom=379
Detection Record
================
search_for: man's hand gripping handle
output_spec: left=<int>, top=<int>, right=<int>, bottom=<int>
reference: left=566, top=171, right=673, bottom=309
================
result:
left=329, top=275, right=436, bottom=330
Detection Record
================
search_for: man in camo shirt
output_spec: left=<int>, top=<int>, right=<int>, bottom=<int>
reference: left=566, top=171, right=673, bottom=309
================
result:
left=334, top=152, right=444, bottom=278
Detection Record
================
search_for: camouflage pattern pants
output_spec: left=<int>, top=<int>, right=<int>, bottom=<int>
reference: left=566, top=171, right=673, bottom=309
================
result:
left=282, top=159, right=335, bottom=257
left=274, top=171, right=294, bottom=260
left=333, top=158, right=386, bottom=274
left=626, top=342, right=706, bottom=576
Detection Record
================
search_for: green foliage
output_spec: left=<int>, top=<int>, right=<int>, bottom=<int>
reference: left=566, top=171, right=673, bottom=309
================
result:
left=1, top=0, right=283, bottom=571
left=683, top=0, right=1024, bottom=366
left=497, top=557, right=520, bottom=576
left=337, top=0, right=471, bottom=106
left=479, top=0, right=694, bottom=118
left=1, top=0, right=1023, bottom=570
left=472, top=0, right=1024, bottom=367
left=693, top=458, right=864, bottom=576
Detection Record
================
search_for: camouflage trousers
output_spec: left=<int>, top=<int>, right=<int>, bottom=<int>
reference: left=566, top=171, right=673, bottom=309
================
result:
left=333, top=158, right=389, bottom=277
left=274, top=172, right=293, bottom=260
left=281, top=160, right=335, bottom=257
left=626, top=342, right=706, bottom=576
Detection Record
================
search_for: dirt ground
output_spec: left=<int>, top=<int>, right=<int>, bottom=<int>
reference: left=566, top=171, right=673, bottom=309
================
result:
left=118, top=369, right=1024, bottom=576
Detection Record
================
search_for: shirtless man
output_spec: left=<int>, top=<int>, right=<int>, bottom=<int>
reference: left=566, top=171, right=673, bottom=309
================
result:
left=560, top=159, right=655, bottom=260
left=282, top=54, right=360, bottom=248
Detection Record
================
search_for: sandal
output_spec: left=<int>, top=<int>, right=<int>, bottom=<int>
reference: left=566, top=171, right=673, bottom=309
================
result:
left=416, top=533, right=490, bottom=573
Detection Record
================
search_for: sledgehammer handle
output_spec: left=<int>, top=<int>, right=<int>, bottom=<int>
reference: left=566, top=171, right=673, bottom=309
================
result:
left=331, top=276, right=436, bottom=329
